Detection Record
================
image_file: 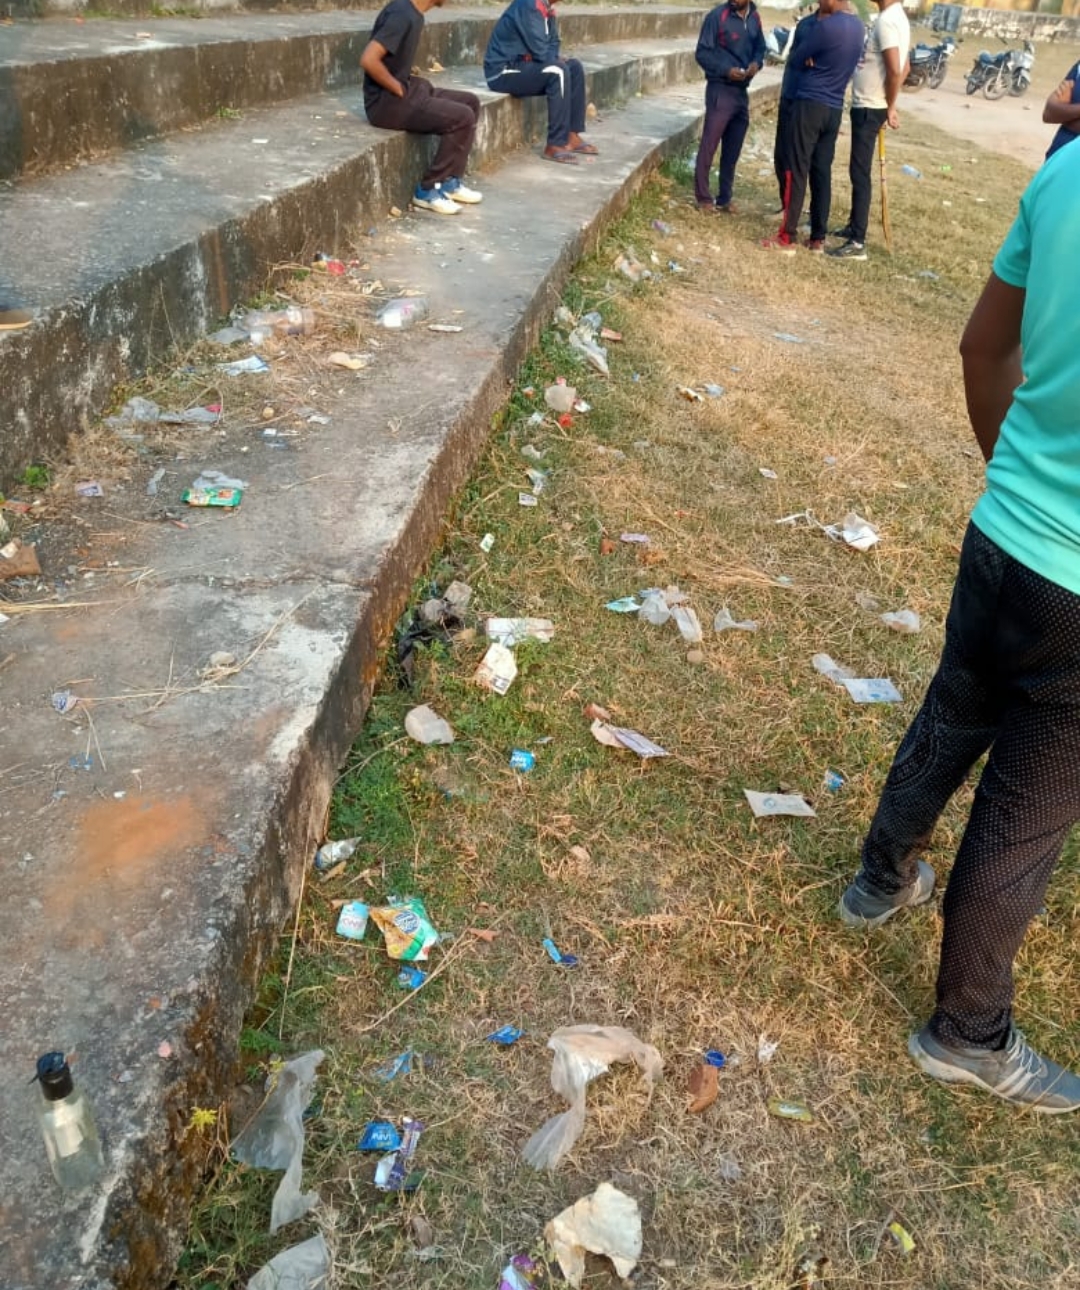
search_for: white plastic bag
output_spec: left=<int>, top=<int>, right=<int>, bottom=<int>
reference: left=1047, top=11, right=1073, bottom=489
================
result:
left=232, top=1050, right=324, bottom=1233
left=522, top=1025, right=663, bottom=1169
left=247, top=1234, right=330, bottom=1290
left=545, top=1183, right=642, bottom=1288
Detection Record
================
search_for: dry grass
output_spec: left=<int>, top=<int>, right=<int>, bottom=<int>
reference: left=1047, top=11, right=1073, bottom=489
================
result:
left=174, top=112, right=1080, bottom=1290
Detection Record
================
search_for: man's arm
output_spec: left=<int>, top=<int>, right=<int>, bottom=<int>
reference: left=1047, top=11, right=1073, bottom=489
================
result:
left=696, top=9, right=741, bottom=80
left=360, top=39, right=405, bottom=96
left=883, top=45, right=903, bottom=128
left=514, top=0, right=556, bottom=61
left=1043, top=79, right=1080, bottom=134
left=747, top=13, right=766, bottom=78
left=959, top=273, right=1025, bottom=463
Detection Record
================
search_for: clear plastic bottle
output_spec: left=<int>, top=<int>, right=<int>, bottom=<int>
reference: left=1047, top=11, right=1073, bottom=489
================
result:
left=241, top=307, right=317, bottom=344
left=34, top=1051, right=105, bottom=1191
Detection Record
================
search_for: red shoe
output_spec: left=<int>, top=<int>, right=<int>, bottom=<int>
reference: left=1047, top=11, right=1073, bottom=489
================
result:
left=804, top=237, right=826, bottom=253
left=761, top=235, right=796, bottom=256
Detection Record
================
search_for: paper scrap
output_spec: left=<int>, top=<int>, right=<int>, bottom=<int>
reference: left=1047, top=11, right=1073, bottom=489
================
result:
left=474, top=642, right=518, bottom=694
left=744, top=790, right=816, bottom=818
left=842, top=678, right=903, bottom=704
left=590, top=720, right=668, bottom=759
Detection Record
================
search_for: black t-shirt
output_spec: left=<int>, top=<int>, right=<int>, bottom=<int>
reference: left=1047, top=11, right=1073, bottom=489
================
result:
left=364, top=0, right=425, bottom=110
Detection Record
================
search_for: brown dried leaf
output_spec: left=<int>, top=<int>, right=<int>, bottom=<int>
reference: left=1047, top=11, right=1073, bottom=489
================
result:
left=686, top=1063, right=719, bottom=1114
left=584, top=702, right=611, bottom=721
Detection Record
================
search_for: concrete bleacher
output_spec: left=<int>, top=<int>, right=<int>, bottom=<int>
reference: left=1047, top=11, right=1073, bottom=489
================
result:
left=0, top=8, right=779, bottom=1286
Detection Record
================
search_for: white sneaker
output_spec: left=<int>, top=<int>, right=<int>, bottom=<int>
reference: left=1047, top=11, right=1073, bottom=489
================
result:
left=442, top=177, right=483, bottom=204
left=413, top=184, right=460, bottom=216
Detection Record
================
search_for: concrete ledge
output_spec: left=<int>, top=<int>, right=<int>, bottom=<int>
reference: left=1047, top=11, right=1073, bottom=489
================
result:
left=0, top=33, right=706, bottom=487
left=0, top=75, right=788, bottom=1289
left=0, top=7, right=706, bottom=178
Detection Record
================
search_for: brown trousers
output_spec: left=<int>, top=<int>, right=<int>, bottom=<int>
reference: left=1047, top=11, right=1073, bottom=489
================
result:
left=366, top=78, right=480, bottom=188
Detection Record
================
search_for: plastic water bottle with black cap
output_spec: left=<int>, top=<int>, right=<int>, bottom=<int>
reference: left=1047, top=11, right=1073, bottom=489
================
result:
left=33, top=1052, right=105, bottom=1190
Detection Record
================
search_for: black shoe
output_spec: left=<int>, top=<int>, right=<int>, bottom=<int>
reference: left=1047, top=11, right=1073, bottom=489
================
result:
left=827, top=239, right=868, bottom=261
left=0, top=302, right=32, bottom=331
left=830, top=223, right=855, bottom=240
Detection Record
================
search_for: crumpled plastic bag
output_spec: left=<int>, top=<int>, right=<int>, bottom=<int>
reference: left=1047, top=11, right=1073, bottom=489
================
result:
left=522, top=1025, right=663, bottom=1169
left=545, top=1182, right=642, bottom=1287
left=247, top=1234, right=330, bottom=1290
left=232, top=1050, right=324, bottom=1233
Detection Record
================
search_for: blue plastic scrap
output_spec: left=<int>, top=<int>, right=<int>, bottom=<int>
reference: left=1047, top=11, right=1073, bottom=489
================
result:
left=542, top=937, right=579, bottom=968
left=487, top=1025, right=524, bottom=1046
left=358, top=1120, right=402, bottom=1152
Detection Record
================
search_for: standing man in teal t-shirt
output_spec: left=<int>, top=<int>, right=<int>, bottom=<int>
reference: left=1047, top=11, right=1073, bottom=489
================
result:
left=837, top=145, right=1080, bottom=1114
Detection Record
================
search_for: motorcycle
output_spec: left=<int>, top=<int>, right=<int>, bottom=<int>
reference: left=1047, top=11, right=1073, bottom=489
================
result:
left=904, top=37, right=957, bottom=91
left=965, top=41, right=1035, bottom=100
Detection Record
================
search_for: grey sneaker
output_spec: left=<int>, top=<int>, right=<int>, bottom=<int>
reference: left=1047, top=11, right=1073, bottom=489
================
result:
left=909, top=1025, right=1080, bottom=1114
left=828, top=239, right=868, bottom=261
left=839, top=860, right=936, bottom=927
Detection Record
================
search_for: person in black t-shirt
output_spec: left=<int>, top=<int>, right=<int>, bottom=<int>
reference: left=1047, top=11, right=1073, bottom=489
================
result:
left=361, top=0, right=483, bottom=215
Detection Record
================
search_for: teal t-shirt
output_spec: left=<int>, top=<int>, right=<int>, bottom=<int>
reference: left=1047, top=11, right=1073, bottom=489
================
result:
left=971, top=146, right=1080, bottom=596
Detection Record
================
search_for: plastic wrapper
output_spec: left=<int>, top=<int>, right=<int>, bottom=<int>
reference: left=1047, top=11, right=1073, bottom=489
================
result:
left=522, top=1024, right=663, bottom=1169
left=405, top=704, right=455, bottom=745
left=544, top=383, right=577, bottom=413
left=377, top=297, right=428, bottom=329
left=371, top=897, right=439, bottom=961
left=247, top=1234, right=330, bottom=1290
left=232, top=1050, right=324, bottom=1233
left=545, top=1183, right=642, bottom=1287
left=881, top=609, right=921, bottom=634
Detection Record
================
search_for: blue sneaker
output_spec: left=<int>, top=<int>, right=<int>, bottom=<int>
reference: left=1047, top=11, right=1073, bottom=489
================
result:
left=441, top=177, right=482, bottom=205
left=413, top=183, right=459, bottom=216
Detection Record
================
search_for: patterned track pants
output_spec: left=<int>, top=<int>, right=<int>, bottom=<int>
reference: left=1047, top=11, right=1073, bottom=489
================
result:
left=860, top=522, right=1080, bottom=1049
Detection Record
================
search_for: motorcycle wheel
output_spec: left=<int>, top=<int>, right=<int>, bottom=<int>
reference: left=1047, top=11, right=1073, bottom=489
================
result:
left=904, top=74, right=925, bottom=92
left=1009, top=74, right=1029, bottom=97
left=965, top=74, right=980, bottom=95
left=929, top=64, right=948, bottom=89
left=983, top=69, right=1008, bottom=100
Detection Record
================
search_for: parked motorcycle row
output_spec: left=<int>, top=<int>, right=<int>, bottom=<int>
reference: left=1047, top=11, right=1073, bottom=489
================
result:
left=766, top=22, right=1037, bottom=104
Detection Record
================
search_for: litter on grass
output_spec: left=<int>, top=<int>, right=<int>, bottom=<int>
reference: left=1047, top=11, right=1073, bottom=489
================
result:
left=542, top=937, right=579, bottom=968
left=404, top=704, right=454, bottom=745
left=75, top=480, right=104, bottom=497
left=620, top=532, right=650, bottom=544
left=373, top=1117, right=424, bottom=1192
left=881, top=609, right=921, bottom=634
left=518, top=492, right=538, bottom=508
left=758, top=1036, right=780, bottom=1064
left=218, top=355, right=270, bottom=375
left=812, top=653, right=856, bottom=685
left=488, top=1025, right=524, bottom=1045
left=397, top=965, right=428, bottom=990
left=480, top=533, right=496, bottom=553
left=246, top=1233, right=330, bottom=1290
left=521, top=444, right=546, bottom=461
left=671, top=605, right=703, bottom=644
left=526, top=467, right=548, bottom=494
left=371, top=1050, right=414, bottom=1082
left=887, top=1219, right=916, bottom=1256
left=824, top=769, right=846, bottom=792
left=843, top=677, right=903, bottom=704
left=589, top=720, right=668, bottom=759
left=758, top=467, right=778, bottom=480
left=377, top=297, right=428, bottom=329
left=687, top=1062, right=719, bottom=1114
left=544, top=383, right=577, bottom=413
left=767, top=1096, right=814, bottom=1124
left=509, top=749, right=536, bottom=772
left=605, top=596, right=641, bottom=613
left=231, top=1050, right=324, bottom=1233
left=485, top=617, right=555, bottom=646
left=371, top=897, right=439, bottom=961
left=358, top=1121, right=402, bottom=1152
left=677, top=385, right=705, bottom=403
left=474, top=642, right=518, bottom=694
left=744, top=790, right=816, bottom=819
left=335, top=901, right=370, bottom=940
left=314, top=837, right=359, bottom=872
left=568, top=324, right=610, bottom=377
left=639, top=594, right=671, bottom=626
left=499, top=1254, right=542, bottom=1290
left=773, top=332, right=805, bottom=344
left=824, top=512, right=880, bottom=552
left=522, top=1024, right=663, bottom=1170
left=545, top=1183, right=642, bottom=1288
left=714, top=606, right=758, bottom=633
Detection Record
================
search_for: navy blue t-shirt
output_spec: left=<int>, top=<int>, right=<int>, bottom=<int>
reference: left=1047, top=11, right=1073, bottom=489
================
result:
left=793, top=10, right=865, bottom=109
left=1046, top=61, right=1080, bottom=159
left=364, top=0, right=425, bottom=112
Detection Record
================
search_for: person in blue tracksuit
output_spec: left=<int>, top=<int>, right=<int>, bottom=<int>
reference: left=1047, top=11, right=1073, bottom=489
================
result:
left=484, top=0, right=596, bottom=165
left=693, top=0, right=766, bottom=213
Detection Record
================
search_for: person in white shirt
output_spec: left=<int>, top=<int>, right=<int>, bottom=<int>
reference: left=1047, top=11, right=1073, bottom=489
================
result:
left=828, top=0, right=909, bottom=260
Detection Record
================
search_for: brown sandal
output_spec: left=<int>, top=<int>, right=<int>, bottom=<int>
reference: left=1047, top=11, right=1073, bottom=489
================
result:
left=544, top=148, right=579, bottom=165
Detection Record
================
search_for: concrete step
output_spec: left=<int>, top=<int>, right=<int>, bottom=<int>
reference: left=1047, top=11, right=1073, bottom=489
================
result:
left=0, top=7, right=706, bottom=178
left=0, top=70, right=778, bottom=1290
left=0, top=30, right=703, bottom=487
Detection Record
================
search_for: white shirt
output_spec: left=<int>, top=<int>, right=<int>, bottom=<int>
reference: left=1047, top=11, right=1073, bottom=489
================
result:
left=852, top=2, right=910, bottom=109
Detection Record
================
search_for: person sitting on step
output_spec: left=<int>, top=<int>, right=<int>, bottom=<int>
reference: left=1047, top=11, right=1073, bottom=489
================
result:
left=484, top=0, right=597, bottom=166
left=361, top=0, right=483, bottom=215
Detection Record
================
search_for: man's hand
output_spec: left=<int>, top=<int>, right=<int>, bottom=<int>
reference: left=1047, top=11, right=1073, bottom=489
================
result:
left=727, top=66, right=746, bottom=81
left=886, top=105, right=899, bottom=129
left=746, top=61, right=760, bottom=77
left=1053, top=77, right=1075, bottom=103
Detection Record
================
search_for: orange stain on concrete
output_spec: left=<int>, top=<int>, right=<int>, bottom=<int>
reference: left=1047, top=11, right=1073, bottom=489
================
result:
left=46, top=795, right=210, bottom=940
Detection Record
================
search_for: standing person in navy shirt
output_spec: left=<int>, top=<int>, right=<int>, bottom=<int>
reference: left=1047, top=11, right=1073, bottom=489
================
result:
left=764, top=0, right=863, bottom=253
left=772, top=10, right=816, bottom=211
left=1042, top=62, right=1080, bottom=159
left=693, top=0, right=766, bottom=213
